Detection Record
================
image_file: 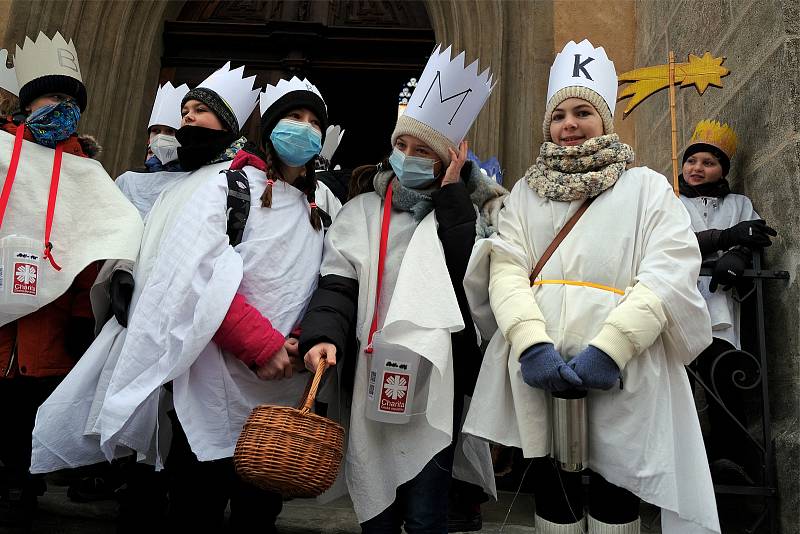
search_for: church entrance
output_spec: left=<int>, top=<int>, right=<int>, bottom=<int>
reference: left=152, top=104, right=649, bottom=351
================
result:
left=160, top=0, right=436, bottom=170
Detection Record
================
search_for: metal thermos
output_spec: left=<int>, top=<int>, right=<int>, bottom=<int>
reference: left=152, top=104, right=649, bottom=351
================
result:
left=551, top=389, right=588, bottom=472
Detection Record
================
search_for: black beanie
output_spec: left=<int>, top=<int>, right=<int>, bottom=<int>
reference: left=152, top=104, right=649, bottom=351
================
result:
left=19, top=74, right=87, bottom=112
left=181, top=87, right=239, bottom=136
left=682, top=142, right=731, bottom=177
left=259, top=91, right=328, bottom=148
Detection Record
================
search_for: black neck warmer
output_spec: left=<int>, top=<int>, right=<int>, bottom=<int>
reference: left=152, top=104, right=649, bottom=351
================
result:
left=176, top=125, right=237, bottom=171
left=678, top=174, right=732, bottom=198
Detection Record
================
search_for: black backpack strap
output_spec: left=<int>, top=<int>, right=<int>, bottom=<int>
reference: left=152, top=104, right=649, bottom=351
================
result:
left=222, top=169, right=251, bottom=247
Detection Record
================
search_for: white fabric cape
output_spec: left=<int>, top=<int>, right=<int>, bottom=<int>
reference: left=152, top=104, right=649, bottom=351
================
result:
left=463, top=167, right=720, bottom=534
left=115, top=169, right=340, bottom=223
left=680, top=193, right=758, bottom=349
left=315, top=180, right=342, bottom=222
left=320, top=192, right=496, bottom=523
left=32, top=162, right=324, bottom=471
left=0, top=130, right=143, bottom=326
left=115, top=169, right=190, bottom=220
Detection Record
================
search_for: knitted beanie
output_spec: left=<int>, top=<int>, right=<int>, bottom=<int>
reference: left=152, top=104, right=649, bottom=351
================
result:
left=259, top=90, right=328, bottom=147
left=542, top=86, right=614, bottom=142
left=19, top=74, right=87, bottom=112
left=391, top=115, right=455, bottom=165
left=682, top=142, right=731, bottom=177
left=182, top=87, right=239, bottom=135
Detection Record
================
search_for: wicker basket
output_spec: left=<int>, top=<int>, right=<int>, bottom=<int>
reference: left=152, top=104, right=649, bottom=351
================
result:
left=234, top=360, right=344, bottom=498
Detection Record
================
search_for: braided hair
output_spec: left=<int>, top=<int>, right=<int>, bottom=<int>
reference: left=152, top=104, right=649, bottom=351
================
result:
left=260, top=139, right=322, bottom=231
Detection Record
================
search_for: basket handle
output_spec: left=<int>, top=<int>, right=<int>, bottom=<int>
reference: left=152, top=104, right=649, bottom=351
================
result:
left=300, top=359, right=329, bottom=414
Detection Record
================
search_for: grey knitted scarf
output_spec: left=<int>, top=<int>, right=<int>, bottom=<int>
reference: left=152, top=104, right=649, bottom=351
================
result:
left=373, top=163, right=508, bottom=236
left=525, top=134, right=634, bottom=201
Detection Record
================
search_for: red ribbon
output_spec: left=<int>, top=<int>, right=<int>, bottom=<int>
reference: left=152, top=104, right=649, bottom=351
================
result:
left=364, top=181, right=394, bottom=354
left=0, top=124, right=64, bottom=271
left=0, top=125, right=25, bottom=227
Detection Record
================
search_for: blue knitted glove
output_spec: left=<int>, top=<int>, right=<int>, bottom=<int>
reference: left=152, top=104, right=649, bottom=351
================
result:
left=568, top=345, right=620, bottom=390
left=519, top=343, right=583, bottom=392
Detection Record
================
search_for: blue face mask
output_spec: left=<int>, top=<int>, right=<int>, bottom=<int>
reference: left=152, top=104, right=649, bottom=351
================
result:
left=269, top=119, right=322, bottom=167
left=389, top=148, right=438, bottom=189
left=25, top=99, right=81, bottom=148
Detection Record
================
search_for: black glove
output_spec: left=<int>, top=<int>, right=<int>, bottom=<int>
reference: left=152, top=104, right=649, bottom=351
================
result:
left=709, top=248, right=750, bottom=292
left=110, top=270, right=134, bottom=327
left=719, top=219, right=777, bottom=250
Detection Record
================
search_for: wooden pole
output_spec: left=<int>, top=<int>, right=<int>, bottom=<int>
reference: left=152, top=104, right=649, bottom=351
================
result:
left=668, top=51, right=679, bottom=196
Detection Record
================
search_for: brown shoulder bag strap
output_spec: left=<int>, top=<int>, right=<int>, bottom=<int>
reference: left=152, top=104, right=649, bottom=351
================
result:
left=529, top=196, right=596, bottom=285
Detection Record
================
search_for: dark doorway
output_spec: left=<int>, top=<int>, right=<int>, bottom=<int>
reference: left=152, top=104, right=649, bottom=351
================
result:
left=160, top=0, right=435, bottom=170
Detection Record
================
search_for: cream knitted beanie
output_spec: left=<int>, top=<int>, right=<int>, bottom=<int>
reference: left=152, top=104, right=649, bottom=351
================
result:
left=391, top=115, right=456, bottom=165
left=542, top=86, right=614, bottom=142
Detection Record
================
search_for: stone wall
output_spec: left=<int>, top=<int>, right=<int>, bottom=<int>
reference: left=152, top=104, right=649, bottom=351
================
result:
left=553, top=0, right=637, bottom=152
left=634, top=1, right=799, bottom=532
left=426, top=0, right=554, bottom=185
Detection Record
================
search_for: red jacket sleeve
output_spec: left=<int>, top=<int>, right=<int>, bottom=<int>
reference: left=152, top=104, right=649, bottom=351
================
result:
left=213, top=293, right=285, bottom=367
left=70, top=262, right=101, bottom=319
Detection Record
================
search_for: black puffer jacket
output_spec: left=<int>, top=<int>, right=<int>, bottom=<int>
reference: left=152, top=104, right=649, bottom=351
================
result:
left=299, top=167, right=483, bottom=396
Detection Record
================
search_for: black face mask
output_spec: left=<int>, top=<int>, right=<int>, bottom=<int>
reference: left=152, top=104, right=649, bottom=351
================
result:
left=678, top=174, right=732, bottom=198
left=176, top=125, right=237, bottom=171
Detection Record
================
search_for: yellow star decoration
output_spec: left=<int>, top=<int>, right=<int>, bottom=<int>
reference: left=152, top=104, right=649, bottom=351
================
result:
left=617, top=52, right=730, bottom=117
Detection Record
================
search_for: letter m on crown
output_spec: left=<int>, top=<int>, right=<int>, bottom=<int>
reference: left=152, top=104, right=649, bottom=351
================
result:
left=418, top=70, right=472, bottom=125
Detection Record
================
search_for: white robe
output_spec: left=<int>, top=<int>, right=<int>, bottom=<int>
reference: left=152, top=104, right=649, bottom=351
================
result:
left=680, top=193, right=758, bottom=349
left=314, top=181, right=342, bottom=222
left=32, top=162, right=324, bottom=471
left=115, top=169, right=340, bottom=223
left=463, top=167, right=720, bottom=534
left=320, top=192, right=495, bottom=523
left=115, top=169, right=189, bottom=219
left=0, top=131, right=143, bottom=326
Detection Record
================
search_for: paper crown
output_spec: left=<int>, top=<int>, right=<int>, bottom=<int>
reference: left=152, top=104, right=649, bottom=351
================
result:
left=148, top=82, right=190, bottom=130
left=197, top=62, right=259, bottom=130
left=0, top=49, right=18, bottom=96
left=689, top=119, right=737, bottom=158
left=402, top=44, right=495, bottom=146
left=259, top=76, right=326, bottom=117
left=320, top=124, right=344, bottom=161
left=14, top=31, right=82, bottom=89
left=547, top=39, right=617, bottom=117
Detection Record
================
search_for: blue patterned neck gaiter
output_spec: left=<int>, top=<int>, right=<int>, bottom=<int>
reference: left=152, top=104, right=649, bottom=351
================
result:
left=25, top=100, right=82, bottom=148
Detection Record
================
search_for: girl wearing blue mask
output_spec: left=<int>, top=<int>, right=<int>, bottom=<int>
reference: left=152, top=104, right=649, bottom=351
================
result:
left=256, top=83, right=330, bottom=231
left=32, top=65, right=326, bottom=533
left=298, top=47, right=505, bottom=533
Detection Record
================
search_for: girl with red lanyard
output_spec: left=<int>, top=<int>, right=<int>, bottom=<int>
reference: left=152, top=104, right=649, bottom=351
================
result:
left=299, top=45, right=505, bottom=533
left=0, top=32, right=141, bottom=529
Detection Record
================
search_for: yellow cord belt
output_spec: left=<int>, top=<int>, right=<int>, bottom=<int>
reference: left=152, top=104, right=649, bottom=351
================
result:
left=532, top=279, right=625, bottom=295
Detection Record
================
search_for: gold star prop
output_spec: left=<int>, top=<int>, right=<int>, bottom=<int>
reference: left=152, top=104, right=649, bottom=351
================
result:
left=617, top=52, right=730, bottom=117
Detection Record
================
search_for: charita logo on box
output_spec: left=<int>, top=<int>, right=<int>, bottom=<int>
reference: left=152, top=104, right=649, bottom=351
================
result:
left=379, top=369, right=411, bottom=413
left=12, top=262, right=38, bottom=295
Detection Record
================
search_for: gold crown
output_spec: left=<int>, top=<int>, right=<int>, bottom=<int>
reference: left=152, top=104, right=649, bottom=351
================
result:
left=689, top=119, right=737, bottom=159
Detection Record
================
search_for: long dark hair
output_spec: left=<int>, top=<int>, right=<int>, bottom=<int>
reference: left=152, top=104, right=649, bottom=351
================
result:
left=348, top=156, right=391, bottom=200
